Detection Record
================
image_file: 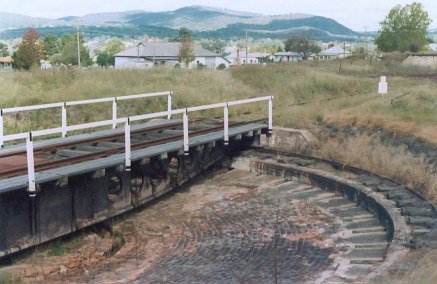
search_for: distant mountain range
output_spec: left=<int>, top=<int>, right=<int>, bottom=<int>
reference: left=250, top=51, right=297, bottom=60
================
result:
left=0, top=6, right=364, bottom=41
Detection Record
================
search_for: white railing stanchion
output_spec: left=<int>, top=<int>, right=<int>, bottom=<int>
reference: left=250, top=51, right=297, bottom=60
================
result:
left=26, top=132, right=36, bottom=194
left=61, top=103, right=67, bottom=138
left=125, top=118, right=131, bottom=172
left=183, top=109, right=189, bottom=155
left=224, top=103, right=229, bottom=145
left=268, top=96, right=273, bottom=134
left=112, top=98, right=118, bottom=129
left=167, top=92, right=172, bottom=119
left=0, top=109, right=3, bottom=148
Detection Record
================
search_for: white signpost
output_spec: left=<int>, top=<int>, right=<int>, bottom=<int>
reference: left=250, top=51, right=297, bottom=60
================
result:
left=378, top=76, right=388, bottom=97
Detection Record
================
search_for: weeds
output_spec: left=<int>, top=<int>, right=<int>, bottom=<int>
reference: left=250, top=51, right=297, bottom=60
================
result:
left=310, top=134, right=437, bottom=203
left=0, top=60, right=435, bottom=201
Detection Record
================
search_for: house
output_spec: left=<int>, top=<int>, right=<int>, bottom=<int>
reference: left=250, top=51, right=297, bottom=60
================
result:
left=273, top=52, right=303, bottom=63
left=226, top=52, right=259, bottom=65
left=226, top=51, right=273, bottom=65
left=0, top=56, right=13, bottom=70
left=114, top=42, right=230, bottom=69
left=40, top=60, right=53, bottom=70
left=403, top=53, right=437, bottom=69
left=318, top=46, right=352, bottom=60
left=429, top=43, right=437, bottom=51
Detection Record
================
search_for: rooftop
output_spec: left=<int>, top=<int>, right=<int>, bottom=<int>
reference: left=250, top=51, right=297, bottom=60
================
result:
left=0, top=56, right=13, bottom=64
left=274, top=52, right=303, bottom=56
left=115, top=42, right=219, bottom=58
left=409, top=53, right=437, bottom=57
left=319, top=46, right=351, bottom=56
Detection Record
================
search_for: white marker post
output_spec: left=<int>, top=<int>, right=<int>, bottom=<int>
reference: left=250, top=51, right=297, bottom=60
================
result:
left=0, top=109, right=3, bottom=148
left=224, top=103, right=229, bottom=146
left=112, top=98, right=118, bottom=129
left=183, top=109, right=189, bottom=155
left=268, top=96, right=273, bottom=134
left=124, top=118, right=131, bottom=172
left=378, top=76, right=388, bottom=97
left=167, top=92, right=172, bottom=119
left=26, top=133, right=36, bottom=195
left=61, top=103, right=67, bottom=138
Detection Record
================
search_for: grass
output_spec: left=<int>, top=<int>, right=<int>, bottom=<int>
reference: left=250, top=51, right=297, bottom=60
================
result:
left=309, top=134, right=437, bottom=203
left=0, top=60, right=435, bottom=202
left=0, top=272, right=21, bottom=284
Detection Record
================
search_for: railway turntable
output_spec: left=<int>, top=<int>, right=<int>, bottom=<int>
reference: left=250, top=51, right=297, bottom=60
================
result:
left=0, top=92, right=273, bottom=258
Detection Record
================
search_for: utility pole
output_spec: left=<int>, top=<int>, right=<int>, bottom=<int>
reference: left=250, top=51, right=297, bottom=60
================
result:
left=76, top=26, right=81, bottom=68
left=343, top=41, right=346, bottom=58
left=245, top=30, right=248, bottom=65
left=364, top=26, right=368, bottom=54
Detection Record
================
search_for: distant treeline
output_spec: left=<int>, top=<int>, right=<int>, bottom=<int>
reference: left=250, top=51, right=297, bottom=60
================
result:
left=0, top=17, right=363, bottom=42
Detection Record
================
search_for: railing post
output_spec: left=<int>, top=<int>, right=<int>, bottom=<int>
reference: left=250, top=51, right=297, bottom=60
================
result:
left=167, top=92, right=172, bottom=119
left=112, top=97, right=118, bottom=129
left=0, top=109, right=3, bottom=148
left=224, top=103, right=229, bottom=145
left=125, top=118, right=131, bottom=172
left=183, top=109, right=189, bottom=155
left=61, top=103, right=67, bottom=138
left=268, top=96, right=273, bottom=134
left=26, top=132, right=36, bottom=195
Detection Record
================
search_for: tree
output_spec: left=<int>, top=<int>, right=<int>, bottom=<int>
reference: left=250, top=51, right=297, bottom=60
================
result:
left=104, top=38, right=125, bottom=55
left=375, top=2, right=432, bottom=52
left=42, top=34, right=61, bottom=59
left=200, top=39, right=226, bottom=54
left=58, top=34, right=92, bottom=66
left=178, top=29, right=195, bottom=67
left=284, top=35, right=321, bottom=59
left=13, top=28, right=44, bottom=70
left=169, top=27, right=191, bottom=42
left=95, top=39, right=125, bottom=68
left=96, top=51, right=113, bottom=67
left=0, top=43, right=9, bottom=57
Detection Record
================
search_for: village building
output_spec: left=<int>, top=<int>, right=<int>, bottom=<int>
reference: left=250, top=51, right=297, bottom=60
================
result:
left=273, top=52, right=303, bottom=63
left=318, top=46, right=352, bottom=60
left=226, top=51, right=273, bottom=65
left=0, top=56, right=13, bottom=70
left=403, top=53, right=437, bottom=69
left=114, top=42, right=230, bottom=69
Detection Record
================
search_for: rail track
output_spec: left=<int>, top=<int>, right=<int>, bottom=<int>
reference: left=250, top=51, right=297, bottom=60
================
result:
left=0, top=118, right=263, bottom=180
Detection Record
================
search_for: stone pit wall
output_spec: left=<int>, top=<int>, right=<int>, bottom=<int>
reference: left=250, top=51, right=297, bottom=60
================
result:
left=261, top=127, right=317, bottom=151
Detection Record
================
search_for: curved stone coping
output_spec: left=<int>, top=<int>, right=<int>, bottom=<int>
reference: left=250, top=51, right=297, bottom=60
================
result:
left=232, top=156, right=412, bottom=281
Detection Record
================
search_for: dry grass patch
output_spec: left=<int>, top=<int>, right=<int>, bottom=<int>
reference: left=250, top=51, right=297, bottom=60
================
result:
left=310, top=135, right=437, bottom=203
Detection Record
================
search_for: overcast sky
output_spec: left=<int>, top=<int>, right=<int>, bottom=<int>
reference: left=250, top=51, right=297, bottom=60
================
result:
left=1, top=0, right=436, bottom=31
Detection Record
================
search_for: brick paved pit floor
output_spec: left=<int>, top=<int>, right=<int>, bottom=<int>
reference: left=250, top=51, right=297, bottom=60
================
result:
left=13, top=168, right=388, bottom=283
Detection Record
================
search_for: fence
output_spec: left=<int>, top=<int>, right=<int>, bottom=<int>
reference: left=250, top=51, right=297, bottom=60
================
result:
left=0, top=91, right=173, bottom=147
left=3, top=94, right=273, bottom=193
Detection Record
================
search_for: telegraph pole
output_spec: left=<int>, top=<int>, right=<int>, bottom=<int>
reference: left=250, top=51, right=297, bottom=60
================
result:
left=76, top=26, right=81, bottom=68
left=364, top=25, right=368, bottom=54
left=245, top=30, right=248, bottom=65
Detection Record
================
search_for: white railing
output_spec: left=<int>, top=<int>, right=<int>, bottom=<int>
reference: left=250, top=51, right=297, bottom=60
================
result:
left=20, top=96, right=273, bottom=193
left=0, top=91, right=173, bottom=147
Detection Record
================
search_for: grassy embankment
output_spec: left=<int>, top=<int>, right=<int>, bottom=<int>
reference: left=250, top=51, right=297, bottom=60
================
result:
left=0, top=60, right=435, bottom=202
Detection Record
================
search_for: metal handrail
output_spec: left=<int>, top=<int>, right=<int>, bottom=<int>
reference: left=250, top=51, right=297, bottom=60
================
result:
left=0, top=91, right=173, bottom=147
left=19, top=95, right=273, bottom=194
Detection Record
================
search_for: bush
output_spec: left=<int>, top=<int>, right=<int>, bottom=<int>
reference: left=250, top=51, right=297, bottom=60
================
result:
left=217, top=63, right=227, bottom=70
